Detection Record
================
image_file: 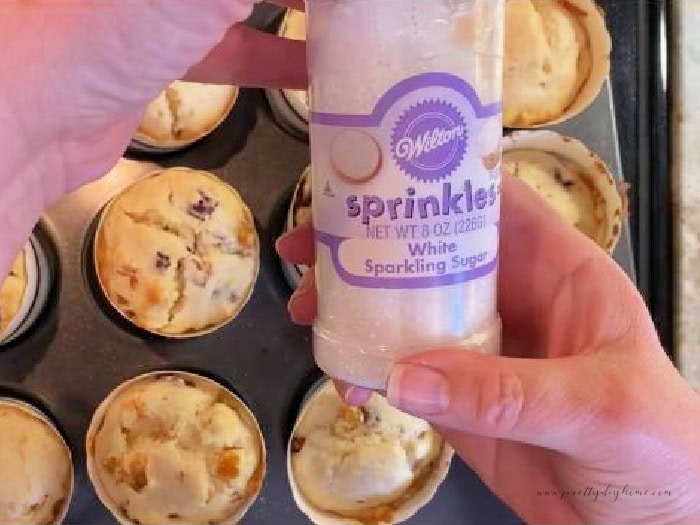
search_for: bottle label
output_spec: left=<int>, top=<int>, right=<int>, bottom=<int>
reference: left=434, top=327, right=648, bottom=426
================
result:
left=311, top=72, right=501, bottom=289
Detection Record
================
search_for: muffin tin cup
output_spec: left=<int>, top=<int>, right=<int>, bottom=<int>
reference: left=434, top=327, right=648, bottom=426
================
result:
left=281, top=165, right=311, bottom=290
left=265, top=88, right=309, bottom=138
left=265, top=9, right=309, bottom=137
left=507, top=0, right=612, bottom=129
left=92, top=167, right=261, bottom=339
left=129, top=87, right=241, bottom=154
left=502, top=129, right=627, bottom=253
left=0, top=397, right=75, bottom=525
left=0, top=234, right=52, bottom=346
left=286, top=378, right=454, bottom=525
left=85, top=370, right=267, bottom=525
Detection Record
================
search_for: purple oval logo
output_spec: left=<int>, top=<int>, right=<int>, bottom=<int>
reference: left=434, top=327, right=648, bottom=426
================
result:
left=391, top=100, right=468, bottom=183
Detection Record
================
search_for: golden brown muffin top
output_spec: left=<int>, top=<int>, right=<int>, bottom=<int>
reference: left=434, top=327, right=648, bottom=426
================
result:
left=0, top=403, right=72, bottom=525
left=504, top=0, right=592, bottom=127
left=96, top=168, right=258, bottom=336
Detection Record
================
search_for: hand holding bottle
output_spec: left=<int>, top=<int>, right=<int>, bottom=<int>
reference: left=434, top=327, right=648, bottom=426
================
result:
left=278, top=175, right=700, bottom=524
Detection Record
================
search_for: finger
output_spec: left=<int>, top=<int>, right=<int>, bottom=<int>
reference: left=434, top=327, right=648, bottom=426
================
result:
left=266, top=0, right=305, bottom=10
left=288, top=271, right=317, bottom=325
left=334, top=381, right=373, bottom=406
left=276, top=223, right=315, bottom=265
left=385, top=348, right=624, bottom=455
left=498, top=176, right=654, bottom=353
left=184, top=24, right=306, bottom=89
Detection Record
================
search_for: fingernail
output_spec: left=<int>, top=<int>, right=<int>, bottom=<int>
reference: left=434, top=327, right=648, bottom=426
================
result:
left=344, top=386, right=372, bottom=406
left=387, top=364, right=450, bottom=416
left=275, top=232, right=292, bottom=255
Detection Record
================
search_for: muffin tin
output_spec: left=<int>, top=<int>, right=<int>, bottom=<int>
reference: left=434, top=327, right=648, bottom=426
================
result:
left=0, top=4, right=637, bottom=525
left=265, top=9, right=309, bottom=138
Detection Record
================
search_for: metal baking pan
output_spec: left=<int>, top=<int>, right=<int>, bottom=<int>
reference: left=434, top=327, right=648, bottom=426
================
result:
left=0, top=1, right=658, bottom=523
left=550, top=79, right=636, bottom=280
left=602, top=0, right=672, bottom=356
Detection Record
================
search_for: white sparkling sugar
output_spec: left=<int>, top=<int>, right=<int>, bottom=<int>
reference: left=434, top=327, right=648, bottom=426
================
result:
left=308, top=0, right=504, bottom=388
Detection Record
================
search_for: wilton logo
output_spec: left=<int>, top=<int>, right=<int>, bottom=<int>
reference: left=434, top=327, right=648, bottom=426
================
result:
left=391, top=99, right=468, bottom=183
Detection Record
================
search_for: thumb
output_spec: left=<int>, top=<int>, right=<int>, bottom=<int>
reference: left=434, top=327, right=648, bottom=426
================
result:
left=386, top=349, right=615, bottom=455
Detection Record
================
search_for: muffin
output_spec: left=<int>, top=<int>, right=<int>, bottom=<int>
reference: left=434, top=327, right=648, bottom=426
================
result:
left=281, top=165, right=312, bottom=289
left=266, top=9, right=309, bottom=135
left=0, top=399, right=74, bottom=524
left=292, top=168, right=313, bottom=230
left=131, top=81, right=239, bottom=152
left=0, top=251, right=28, bottom=338
left=95, top=168, right=259, bottom=337
left=288, top=380, right=453, bottom=525
left=504, top=0, right=611, bottom=127
left=502, top=130, right=626, bottom=253
left=0, top=235, right=51, bottom=345
left=86, top=372, right=266, bottom=525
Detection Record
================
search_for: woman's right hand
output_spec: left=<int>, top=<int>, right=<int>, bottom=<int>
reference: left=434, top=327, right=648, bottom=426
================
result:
left=278, top=176, right=700, bottom=524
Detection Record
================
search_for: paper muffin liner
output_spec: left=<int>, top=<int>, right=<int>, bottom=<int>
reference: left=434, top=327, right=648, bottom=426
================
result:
left=266, top=88, right=309, bottom=137
left=507, top=0, right=611, bottom=128
left=130, top=86, right=239, bottom=153
left=0, top=397, right=74, bottom=524
left=502, top=129, right=627, bottom=253
left=287, top=378, right=454, bottom=525
left=281, top=165, right=312, bottom=290
left=93, top=167, right=260, bottom=339
left=265, top=9, right=309, bottom=136
left=85, top=370, right=266, bottom=525
left=0, top=234, right=51, bottom=345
